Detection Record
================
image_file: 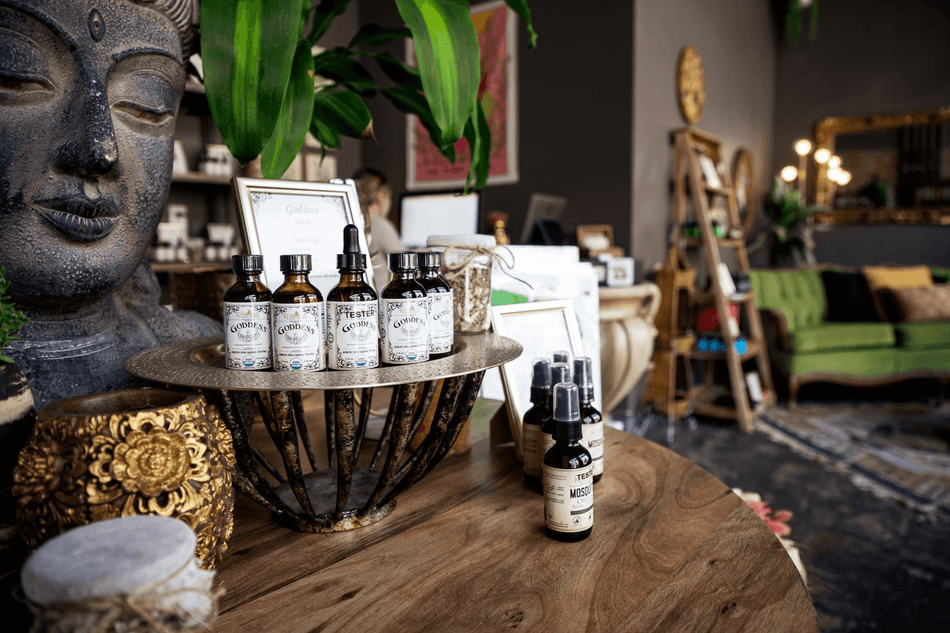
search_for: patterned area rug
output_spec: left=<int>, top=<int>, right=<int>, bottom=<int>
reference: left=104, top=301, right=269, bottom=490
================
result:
left=757, top=402, right=950, bottom=513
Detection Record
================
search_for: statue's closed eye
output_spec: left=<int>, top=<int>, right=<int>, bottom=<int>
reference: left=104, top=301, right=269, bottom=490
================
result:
left=113, top=101, right=173, bottom=125
left=0, top=73, right=48, bottom=93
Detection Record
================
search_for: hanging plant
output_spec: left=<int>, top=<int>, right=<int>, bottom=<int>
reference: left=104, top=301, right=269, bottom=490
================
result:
left=786, top=0, right=818, bottom=43
left=200, top=0, right=538, bottom=190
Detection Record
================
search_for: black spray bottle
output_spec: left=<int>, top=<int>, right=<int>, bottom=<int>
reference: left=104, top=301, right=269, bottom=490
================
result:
left=522, top=358, right=552, bottom=489
left=539, top=362, right=571, bottom=459
left=542, top=381, right=593, bottom=542
left=573, top=357, right=604, bottom=483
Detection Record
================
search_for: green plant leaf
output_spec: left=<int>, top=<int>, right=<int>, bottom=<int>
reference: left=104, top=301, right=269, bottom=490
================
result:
left=394, top=0, right=479, bottom=148
left=260, top=40, right=316, bottom=180
left=463, top=100, right=490, bottom=191
left=366, top=52, right=423, bottom=91
left=349, top=24, right=412, bottom=48
left=380, top=86, right=455, bottom=163
left=504, top=0, right=538, bottom=49
left=313, top=49, right=376, bottom=95
left=309, top=115, right=342, bottom=150
left=306, top=0, right=353, bottom=46
left=202, top=0, right=301, bottom=163
left=312, top=88, right=374, bottom=141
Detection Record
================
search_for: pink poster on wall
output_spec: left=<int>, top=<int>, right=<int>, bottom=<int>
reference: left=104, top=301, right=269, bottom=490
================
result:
left=406, top=1, right=519, bottom=190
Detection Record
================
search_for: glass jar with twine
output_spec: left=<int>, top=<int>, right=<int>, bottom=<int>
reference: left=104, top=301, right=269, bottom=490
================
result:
left=427, top=235, right=519, bottom=333
left=19, top=515, right=220, bottom=633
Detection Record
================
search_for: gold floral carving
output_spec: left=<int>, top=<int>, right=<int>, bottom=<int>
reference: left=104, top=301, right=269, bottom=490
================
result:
left=677, top=45, right=705, bottom=125
left=13, top=390, right=235, bottom=569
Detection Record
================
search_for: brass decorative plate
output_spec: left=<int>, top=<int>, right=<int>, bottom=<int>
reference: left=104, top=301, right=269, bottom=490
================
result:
left=676, top=45, right=705, bottom=125
left=731, top=147, right=756, bottom=236
left=124, top=333, right=522, bottom=391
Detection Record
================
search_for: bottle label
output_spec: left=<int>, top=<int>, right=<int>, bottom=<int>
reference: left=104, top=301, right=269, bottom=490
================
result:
left=224, top=301, right=272, bottom=370
left=427, top=291, right=454, bottom=354
left=327, top=300, right=378, bottom=370
left=540, top=431, right=556, bottom=458
left=583, top=421, right=605, bottom=477
left=542, top=465, right=594, bottom=533
left=522, top=424, right=541, bottom=477
left=272, top=302, right=326, bottom=371
left=380, top=297, right=430, bottom=364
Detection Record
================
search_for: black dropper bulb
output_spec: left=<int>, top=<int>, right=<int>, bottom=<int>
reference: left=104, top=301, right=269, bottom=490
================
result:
left=337, top=224, right=366, bottom=270
left=552, top=382, right=582, bottom=441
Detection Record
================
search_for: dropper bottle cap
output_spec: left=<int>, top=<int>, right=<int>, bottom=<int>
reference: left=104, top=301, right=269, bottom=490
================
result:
left=232, top=254, right=263, bottom=274
left=530, top=358, right=552, bottom=403
left=572, top=357, right=594, bottom=402
left=419, top=251, right=443, bottom=270
left=337, top=224, right=366, bottom=270
left=552, top=382, right=582, bottom=441
left=280, top=254, right=312, bottom=273
left=388, top=252, right=418, bottom=272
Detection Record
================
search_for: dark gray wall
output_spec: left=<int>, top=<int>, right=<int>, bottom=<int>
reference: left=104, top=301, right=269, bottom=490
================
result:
left=773, top=0, right=950, bottom=267
left=633, top=0, right=777, bottom=280
left=358, top=0, right=634, bottom=250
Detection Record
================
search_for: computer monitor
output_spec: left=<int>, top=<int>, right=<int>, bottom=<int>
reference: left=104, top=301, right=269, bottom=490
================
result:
left=399, top=191, right=481, bottom=250
left=520, top=193, right=568, bottom=244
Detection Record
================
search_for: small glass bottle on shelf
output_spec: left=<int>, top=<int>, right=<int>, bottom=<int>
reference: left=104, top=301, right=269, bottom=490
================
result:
left=326, top=225, right=378, bottom=370
left=540, top=362, right=571, bottom=458
left=522, top=358, right=552, bottom=490
left=380, top=253, right=429, bottom=366
left=573, top=356, right=604, bottom=483
left=417, top=251, right=454, bottom=359
left=223, top=254, right=272, bottom=370
left=542, top=382, right=593, bottom=542
left=271, top=254, right=325, bottom=372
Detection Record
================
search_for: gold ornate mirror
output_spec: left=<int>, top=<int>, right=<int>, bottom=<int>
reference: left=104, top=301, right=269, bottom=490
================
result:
left=812, top=106, right=950, bottom=225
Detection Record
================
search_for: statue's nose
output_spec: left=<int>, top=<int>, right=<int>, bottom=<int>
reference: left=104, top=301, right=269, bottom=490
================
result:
left=55, top=86, right=119, bottom=178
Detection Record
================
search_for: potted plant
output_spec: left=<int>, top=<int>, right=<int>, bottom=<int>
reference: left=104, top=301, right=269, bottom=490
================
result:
left=200, top=0, right=538, bottom=190
left=750, top=178, right=823, bottom=267
left=0, top=265, right=31, bottom=418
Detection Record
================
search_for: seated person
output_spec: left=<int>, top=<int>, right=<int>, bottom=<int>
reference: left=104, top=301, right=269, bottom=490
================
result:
left=353, top=167, right=402, bottom=292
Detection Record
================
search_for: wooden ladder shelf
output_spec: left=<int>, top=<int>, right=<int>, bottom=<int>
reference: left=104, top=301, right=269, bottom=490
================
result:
left=669, top=126, right=775, bottom=433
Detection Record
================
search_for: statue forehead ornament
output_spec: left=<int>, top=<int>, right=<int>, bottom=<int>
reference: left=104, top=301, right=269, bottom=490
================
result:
left=88, top=8, right=104, bottom=42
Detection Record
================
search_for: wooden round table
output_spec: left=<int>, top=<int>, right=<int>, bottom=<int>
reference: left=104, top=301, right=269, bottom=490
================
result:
left=214, top=424, right=817, bottom=632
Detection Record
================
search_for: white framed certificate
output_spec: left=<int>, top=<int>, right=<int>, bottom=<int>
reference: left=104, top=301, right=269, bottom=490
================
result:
left=231, top=178, right=373, bottom=296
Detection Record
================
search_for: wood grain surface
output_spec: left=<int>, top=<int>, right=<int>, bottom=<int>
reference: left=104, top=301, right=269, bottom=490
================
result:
left=215, top=413, right=818, bottom=632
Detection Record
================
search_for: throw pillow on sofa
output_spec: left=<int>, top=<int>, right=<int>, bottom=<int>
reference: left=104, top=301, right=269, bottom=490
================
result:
left=862, top=265, right=933, bottom=322
left=885, top=285, right=950, bottom=323
left=820, top=270, right=879, bottom=322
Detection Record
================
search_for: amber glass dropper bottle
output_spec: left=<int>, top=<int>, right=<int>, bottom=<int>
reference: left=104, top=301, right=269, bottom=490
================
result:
left=223, top=254, right=272, bottom=370
left=417, top=251, right=454, bottom=359
left=326, top=225, right=378, bottom=370
left=271, top=254, right=325, bottom=372
left=380, top=252, right=429, bottom=365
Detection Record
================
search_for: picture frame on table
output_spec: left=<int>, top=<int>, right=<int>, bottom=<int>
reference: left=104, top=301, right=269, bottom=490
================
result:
left=231, top=178, right=372, bottom=296
left=490, top=299, right=585, bottom=459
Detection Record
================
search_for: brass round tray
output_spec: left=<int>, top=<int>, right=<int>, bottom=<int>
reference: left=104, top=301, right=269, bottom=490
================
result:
left=122, top=332, right=522, bottom=533
left=124, top=332, right=522, bottom=391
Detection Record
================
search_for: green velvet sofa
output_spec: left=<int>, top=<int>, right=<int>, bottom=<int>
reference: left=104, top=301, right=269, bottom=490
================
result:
left=748, top=268, right=950, bottom=404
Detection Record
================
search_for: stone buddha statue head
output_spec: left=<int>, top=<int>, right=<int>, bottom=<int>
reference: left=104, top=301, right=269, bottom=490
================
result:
left=0, top=0, right=220, bottom=410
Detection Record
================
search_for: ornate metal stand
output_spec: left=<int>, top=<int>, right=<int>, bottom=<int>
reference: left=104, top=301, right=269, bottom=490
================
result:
left=125, top=334, right=521, bottom=532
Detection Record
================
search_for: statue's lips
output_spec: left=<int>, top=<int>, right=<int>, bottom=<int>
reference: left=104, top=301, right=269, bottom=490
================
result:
left=36, top=196, right=119, bottom=242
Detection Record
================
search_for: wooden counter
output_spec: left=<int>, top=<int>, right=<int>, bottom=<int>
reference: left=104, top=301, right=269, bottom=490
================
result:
left=215, top=425, right=818, bottom=632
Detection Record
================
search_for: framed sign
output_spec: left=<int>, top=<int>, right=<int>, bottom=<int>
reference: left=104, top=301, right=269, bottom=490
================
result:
left=490, top=299, right=585, bottom=458
left=405, top=0, right=519, bottom=190
left=231, top=178, right=373, bottom=297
